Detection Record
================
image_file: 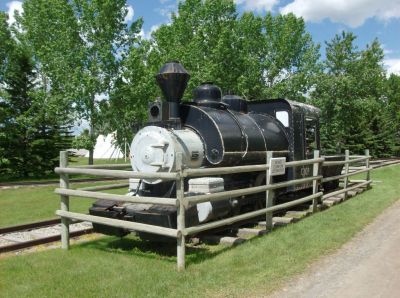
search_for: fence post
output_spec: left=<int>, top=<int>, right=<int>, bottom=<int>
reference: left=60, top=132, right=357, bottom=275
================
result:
left=176, top=152, right=186, bottom=271
left=59, top=151, right=70, bottom=250
left=311, top=150, right=320, bottom=212
left=343, top=149, right=350, bottom=200
left=265, top=151, right=274, bottom=231
left=365, top=149, right=371, bottom=188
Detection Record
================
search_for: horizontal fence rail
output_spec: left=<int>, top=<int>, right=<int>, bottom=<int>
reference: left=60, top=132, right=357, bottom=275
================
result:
left=55, top=148, right=372, bottom=271
left=55, top=188, right=178, bottom=206
left=70, top=163, right=131, bottom=169
left=184, top=192, right=323, bottom=236
left=56, top=210, right=179, bottom=238
left=55, top=167, right=178, bottom=180
left=187, top=175, right=323, bottom=205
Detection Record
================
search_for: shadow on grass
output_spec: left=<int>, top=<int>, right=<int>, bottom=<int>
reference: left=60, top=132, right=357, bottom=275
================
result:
left=76, top=234, right=232, bottom=266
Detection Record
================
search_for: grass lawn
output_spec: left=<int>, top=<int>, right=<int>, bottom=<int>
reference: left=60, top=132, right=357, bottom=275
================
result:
left=0, top=182, right=127, bottom=227
left=0, top=165, right=399, bottom=297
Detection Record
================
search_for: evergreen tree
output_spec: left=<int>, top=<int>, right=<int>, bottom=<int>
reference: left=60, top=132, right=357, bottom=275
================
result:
left=0, top=37, right=72, bottom=178
left=312, top=32, right=396, bottom=156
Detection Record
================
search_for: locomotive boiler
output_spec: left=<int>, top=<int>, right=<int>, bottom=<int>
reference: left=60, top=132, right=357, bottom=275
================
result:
left=89, top=61, right=343, bottom=238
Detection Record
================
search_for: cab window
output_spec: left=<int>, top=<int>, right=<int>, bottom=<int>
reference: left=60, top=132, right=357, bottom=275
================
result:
left=305, top=117, right=317, bottom=156
left=276, top=110, right=289, bottom=127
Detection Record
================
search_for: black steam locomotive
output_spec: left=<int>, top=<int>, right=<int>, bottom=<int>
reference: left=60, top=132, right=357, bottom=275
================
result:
left=89, top=62, right=343, bottom=238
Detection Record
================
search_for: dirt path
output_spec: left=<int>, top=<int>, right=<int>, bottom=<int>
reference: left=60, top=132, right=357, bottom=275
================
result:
left=270, top=199, right=400, bottom=298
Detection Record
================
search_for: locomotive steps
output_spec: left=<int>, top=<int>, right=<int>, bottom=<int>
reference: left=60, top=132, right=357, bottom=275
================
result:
left=194, top=182, right=369, bottom=247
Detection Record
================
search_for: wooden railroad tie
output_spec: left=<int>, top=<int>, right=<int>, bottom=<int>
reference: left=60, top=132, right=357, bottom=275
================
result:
left=196, top=183, right=370, bottom=247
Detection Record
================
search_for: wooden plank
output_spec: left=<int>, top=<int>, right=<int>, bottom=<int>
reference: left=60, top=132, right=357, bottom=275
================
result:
left=78, top=183, right=129, bottom=192
left=322, top=180, right=371, bottom=200
left=285, top=210, right=310, bottom=218
left=347, top=190, right=357, bottom=197
left=55, top=167, right=177, bottom=180
left=201, top=236, right=245, bottom=246
left=184, top=192, right=322, bottom=236
left=365, top=149, right=371, bottom=188
left=327, top=196, right=343, bottom=203
left=344, top=150, right=350, bottom=200
left=184, top=164, right=268, bottom=177
left=322, top=156, right=369, bottom=166
left=56, top=210, right=178, bottom=238
left=55, top=188, right=177, bottom=206
left=71, top=164, right=131, bottom=169
left=182, top=157, right=324, bottom=178
left=237, top=228, right=267, bottom=238
left=59, top=151, right=70, bottom=250
left=265, top=151, right=273, bottom=230
left=322, top=200, right=337, bottom=207
left=273, top=217, right=294, bottom=226
left=187, top=176, right=322, bottom=205
left=311, top=150, right=320, bottom=212
left=176, top=153, right=186, bottom=271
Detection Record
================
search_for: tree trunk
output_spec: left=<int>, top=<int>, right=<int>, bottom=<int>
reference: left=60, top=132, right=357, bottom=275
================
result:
left=89, top=116, right=95, bottom=165
left=89, top=148, right=94, bottom=165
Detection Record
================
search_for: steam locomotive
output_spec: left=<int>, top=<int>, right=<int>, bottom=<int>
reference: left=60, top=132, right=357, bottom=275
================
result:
left=89, top=62, right=343, bottom=238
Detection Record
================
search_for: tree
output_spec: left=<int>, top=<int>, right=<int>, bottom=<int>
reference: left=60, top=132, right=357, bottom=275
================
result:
left=259, top=13, right=321, bottom=101
left=100, top=42, right=156, bottom=148
left=21, top=0, right=142, bottom=164
left=0, top=12, right=13, bottom=82
left=384, top=74, right=400, bottom=155
left=312, top=32, right=396, bottom=156
left=149, top=0, right=240, bottom=98
left=148, top=1, right=320, bottom=101
left=0, top=39, right=72, bottom=178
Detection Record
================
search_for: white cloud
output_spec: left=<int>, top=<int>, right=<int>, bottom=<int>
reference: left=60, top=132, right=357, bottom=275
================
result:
left=235, top=0, right=280, bottom=12
left=280, top=0, right=400, bottom=28
left=94, top=93, right=109, bottom=102
left=124, top=5, right=134, bottom=23
left=385, top=59, right=400, bottom=76
left=155, top=3, right=177, bottom=19
left=139, top=24, right=160, bottom=40
left=382, top=44, right=394, bottom=55
left=6, top=1, right=23, bottom=26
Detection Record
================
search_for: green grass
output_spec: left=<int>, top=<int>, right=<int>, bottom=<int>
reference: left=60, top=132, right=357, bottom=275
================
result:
left=0, top=182, right=127, bottom=227
left=1, top=165, right=399, bottom=297
left=0, top=156, right=129, bottom=183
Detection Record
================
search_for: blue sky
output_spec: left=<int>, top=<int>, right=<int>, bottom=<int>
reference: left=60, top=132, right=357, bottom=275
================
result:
left=1, top=0, right=400, bottom=75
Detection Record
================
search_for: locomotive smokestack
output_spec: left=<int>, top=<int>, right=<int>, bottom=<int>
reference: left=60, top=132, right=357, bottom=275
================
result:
left=155, top=61, right=190, bottom=122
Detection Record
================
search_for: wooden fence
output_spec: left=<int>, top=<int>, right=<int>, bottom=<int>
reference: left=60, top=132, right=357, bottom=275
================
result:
left=55, top=149, right=371, bottom=271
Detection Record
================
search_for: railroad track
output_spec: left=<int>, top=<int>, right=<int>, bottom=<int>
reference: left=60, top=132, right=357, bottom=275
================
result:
left=0, top=219, right=93, bottom=254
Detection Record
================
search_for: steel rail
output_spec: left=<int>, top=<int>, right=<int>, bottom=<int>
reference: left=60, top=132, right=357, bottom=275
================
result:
left=0, top=228, right=93, bottom=254
left=0, top=218, right=61, bottom=234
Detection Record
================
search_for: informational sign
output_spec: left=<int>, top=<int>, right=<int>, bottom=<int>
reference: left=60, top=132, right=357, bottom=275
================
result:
left=269, top=157, right=286, bottom=176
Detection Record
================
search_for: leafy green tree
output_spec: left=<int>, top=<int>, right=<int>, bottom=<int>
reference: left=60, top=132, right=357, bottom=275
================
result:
left=71, top=129, right=95, bottom=151
left=149, top=0, right=240, bottom=98
left=260, top=13, right=321, bottom=101
left=21, top=0, right=142, bottom=164
left=100, top=42, right=156, bottom=148
left=148, top=1, right=320, bottom=101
